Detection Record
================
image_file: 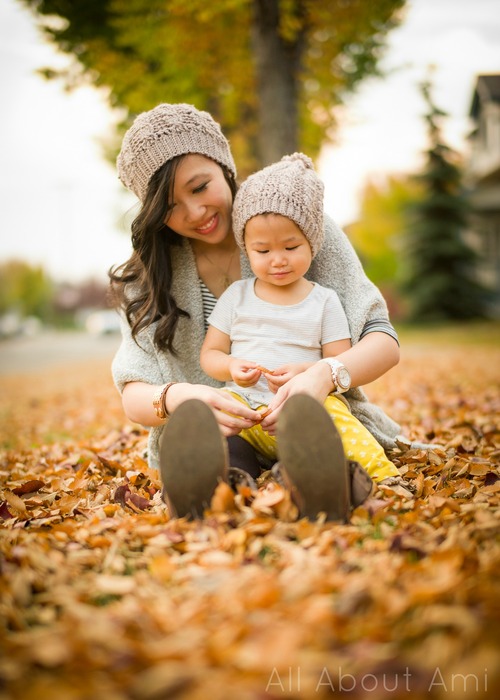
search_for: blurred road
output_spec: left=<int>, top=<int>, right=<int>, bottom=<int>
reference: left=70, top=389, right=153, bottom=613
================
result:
left=0, top=331, right=121, bottom=375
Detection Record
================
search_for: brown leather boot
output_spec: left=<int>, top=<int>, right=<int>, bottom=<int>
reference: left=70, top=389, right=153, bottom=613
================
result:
left=349, top=460, right=374, bottom=506
left=159, top=399, right=228, bottom=519
left=227, top=467, right=257, bottom=491
left=276, top=394, right=373, bottom=522
left=271, top=460, right=373, bottom=512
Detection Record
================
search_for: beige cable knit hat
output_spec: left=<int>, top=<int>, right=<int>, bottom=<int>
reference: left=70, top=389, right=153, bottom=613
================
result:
left=232, top=153, right=324, bottom=258
left=117, top=103, right=237, bottom=202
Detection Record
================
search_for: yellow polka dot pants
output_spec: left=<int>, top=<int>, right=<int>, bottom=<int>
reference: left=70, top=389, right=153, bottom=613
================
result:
left=232, top=393, right=399, bottom=482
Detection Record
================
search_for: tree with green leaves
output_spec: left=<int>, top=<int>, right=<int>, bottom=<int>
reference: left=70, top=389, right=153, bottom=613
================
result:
left=348, top=175, right=423, bottom=287
left=19, top=0, right=405, bottom=172
left=402, top=80, right=489, bottom=321
left=0, top=260, right=54, bottom=321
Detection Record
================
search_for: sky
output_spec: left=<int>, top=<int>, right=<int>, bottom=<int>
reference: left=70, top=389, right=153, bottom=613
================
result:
left=0, top=0, right=499, bottom=283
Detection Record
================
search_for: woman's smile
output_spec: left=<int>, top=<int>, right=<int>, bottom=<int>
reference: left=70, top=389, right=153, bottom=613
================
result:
left=195, top=213, right=218, bottom=235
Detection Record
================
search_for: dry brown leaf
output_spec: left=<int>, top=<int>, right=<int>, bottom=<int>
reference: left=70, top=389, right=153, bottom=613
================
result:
left=211, top=480, right=236, bottom=512
left=0, top=340, right=499, bottom=699
left=1, top=489, right=27, bottom=513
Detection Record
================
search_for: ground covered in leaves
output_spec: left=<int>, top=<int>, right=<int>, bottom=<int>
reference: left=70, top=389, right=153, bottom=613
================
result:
left=1, top=327, right=499, bottom=699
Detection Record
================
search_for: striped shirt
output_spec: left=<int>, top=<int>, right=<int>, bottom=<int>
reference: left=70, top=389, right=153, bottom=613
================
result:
left=359, top=318, right=399, bottom=344
left=200, top=280, right=217, bottom=330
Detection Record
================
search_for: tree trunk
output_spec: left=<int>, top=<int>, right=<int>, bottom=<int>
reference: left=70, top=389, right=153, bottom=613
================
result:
left=251, top=0, right=304, bottom=166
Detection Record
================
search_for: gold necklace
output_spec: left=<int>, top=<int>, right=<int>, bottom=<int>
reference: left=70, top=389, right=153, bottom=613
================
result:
left=201, top=246, right=238, bottom=290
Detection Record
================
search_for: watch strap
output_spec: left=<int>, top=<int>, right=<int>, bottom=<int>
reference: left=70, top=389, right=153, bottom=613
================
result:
left=320, top=358, right=350, bottom=394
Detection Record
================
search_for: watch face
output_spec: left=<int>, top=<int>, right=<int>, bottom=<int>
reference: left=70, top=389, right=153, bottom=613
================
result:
left=336, top=367, right=351, bottom=389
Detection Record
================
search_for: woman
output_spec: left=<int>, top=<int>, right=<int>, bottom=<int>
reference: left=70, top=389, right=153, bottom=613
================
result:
left=110, top=103, right=402, bottom=519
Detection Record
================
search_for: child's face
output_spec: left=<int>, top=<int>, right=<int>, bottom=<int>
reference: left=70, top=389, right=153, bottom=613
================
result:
left=244, top=214, right=312, bottom=286
left=164, top=154, right=234, bottom=244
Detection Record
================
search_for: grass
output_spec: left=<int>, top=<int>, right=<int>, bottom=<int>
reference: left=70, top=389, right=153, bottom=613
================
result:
left=395, top=319, right=500, bottom=346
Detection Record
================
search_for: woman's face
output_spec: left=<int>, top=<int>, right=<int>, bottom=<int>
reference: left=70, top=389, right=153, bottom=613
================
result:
left=165, top=154, right=234, bottom=244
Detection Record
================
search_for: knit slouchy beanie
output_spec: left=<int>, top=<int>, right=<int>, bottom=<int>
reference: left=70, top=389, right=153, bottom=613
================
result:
left=117, top=103, right=237, bottom=202
left=232, top=153, right=324, bottom=258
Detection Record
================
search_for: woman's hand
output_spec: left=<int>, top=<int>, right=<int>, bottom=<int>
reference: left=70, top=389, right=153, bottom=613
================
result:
left=260, top=362, right=333, bottom=435
left=259, top=332, right=400, bottom=435
left=122, top=381, right=263, bottom=437
left=165, top=382, right=262, bottom=437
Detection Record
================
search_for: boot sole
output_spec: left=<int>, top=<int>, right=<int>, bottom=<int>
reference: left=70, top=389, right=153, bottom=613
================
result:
left=159, top=399, right=227, bottom=518
left=276, top=394, right=350, bottom=521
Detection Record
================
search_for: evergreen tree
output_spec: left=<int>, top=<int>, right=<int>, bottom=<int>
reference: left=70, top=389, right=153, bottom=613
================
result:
left=402, top=80, right=488, bottom=321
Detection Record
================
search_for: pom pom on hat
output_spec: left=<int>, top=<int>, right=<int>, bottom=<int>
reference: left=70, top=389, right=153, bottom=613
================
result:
left=117, top=103, right=237, bottom=202
left=232, top=152, right=324, bottom=258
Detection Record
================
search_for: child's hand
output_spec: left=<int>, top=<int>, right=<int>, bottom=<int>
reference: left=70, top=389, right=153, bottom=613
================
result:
left=229, top=359, right=262, bottom=388
left=265, top=363, right=310, bottom=393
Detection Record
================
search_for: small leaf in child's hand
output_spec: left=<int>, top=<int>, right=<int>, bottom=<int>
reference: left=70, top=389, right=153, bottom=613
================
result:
left=258, top=408, right=271, bottom=419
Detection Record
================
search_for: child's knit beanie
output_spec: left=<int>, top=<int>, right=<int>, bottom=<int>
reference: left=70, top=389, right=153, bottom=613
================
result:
left=232, top=153, right=324, bottom=258
left=117, top=103, right=237, bottom=202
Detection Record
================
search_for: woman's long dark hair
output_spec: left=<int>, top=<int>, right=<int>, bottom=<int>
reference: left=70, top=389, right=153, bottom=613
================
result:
left=109, top=156, right=237, bottom=354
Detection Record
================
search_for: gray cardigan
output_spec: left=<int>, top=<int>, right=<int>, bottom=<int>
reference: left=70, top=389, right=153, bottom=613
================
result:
left=112, top=214, right=401, bottom=470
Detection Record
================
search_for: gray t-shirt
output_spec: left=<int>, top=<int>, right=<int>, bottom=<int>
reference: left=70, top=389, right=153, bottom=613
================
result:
left=208, top=278, right=351, bottom=406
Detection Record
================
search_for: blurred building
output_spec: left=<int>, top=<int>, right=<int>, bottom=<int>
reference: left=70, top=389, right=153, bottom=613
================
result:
left=465, top=74, right=500, bottom=315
